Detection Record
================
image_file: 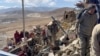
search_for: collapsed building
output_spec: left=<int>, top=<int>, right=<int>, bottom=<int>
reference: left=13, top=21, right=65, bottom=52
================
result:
left=2, top=10, right=77, bottom=56
left=1, top=0, right=100, bottom=56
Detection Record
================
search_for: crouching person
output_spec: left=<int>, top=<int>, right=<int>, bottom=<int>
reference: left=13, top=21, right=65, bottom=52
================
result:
left=90, top=24, right=100, bottom=56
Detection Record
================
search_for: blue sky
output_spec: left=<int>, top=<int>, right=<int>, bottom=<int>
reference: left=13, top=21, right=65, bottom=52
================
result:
left=0, top=0, right=82, bottom=9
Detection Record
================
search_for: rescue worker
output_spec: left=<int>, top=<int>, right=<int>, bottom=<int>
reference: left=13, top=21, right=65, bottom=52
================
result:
left=14, top=30, right=20, bottom=44
left=42, top=25, right=52, bottom=45
left=76, top=4, right=97, bottom=56
left=48, top=21, right=59, bottom=43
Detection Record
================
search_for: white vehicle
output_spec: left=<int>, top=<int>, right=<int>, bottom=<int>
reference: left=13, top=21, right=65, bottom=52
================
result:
left=0, top=50, right=17, bottom=56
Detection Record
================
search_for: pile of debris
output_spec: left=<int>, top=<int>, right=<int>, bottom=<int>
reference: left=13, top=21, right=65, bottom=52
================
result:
left=1, top=9, right=79, bottom=56
left=63, top=10, right=76, bottom=22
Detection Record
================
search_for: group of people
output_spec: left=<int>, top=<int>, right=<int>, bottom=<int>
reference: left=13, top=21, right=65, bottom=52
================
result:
left=3, top=20, right=59, bottom=56
left=13, top=21, right=59, bottom=46
left=7, top=0, right=100, bottom=56
left=14, top=30, right=31, bottom=45
left=76, top=0, right=100, bottom=56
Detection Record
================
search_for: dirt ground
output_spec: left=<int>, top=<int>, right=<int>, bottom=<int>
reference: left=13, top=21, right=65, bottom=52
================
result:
left=0, top=16, right=63, bottom=49
left=0, top=17, right=53, bottom=38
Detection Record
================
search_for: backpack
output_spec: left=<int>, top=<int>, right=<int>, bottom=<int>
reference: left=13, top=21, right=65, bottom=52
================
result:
left=96, top=5, right=100, bottom=23
left=77, top=9, right=86, bottom=19
left=88, top=0, right=99, bottom=4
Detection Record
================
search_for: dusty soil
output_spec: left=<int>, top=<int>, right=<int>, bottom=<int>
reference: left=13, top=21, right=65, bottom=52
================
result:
left=0, top=17, right=53, bottom=38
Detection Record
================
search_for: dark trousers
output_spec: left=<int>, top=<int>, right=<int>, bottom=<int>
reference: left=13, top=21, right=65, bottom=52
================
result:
left=78, top=33, right=91, bottom=56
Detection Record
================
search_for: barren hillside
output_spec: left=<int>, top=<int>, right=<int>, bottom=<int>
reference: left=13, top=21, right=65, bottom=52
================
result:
left=0, top=7, right=74, bottom=38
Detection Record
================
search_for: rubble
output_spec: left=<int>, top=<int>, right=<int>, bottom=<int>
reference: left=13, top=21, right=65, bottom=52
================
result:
left=55, top=38, right=80, bottom=56
left=2, top=6, right=80, bottom=56
left=63, top=10, right=76, bottom=22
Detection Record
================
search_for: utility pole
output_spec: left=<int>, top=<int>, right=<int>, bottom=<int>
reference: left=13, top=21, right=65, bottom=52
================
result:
left=22, top=0, right=26, bottom=39
left=21, top=0, right=33, bottom=56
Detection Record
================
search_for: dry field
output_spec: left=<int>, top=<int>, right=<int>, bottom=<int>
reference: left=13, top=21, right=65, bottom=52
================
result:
left=0, top=17, right=54, bottom=38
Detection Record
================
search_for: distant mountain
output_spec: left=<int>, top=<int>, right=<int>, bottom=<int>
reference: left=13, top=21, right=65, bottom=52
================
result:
left=40, top=7, right=74, bottom=17
left=25, top=7, right=57, bottom=12
left=0, top=7, right=74, bottom=17
left=0, top=7, right=57, bottom=14
left=0, top=7, right=21, bottom=14
left=0, top=7, right=74, bottom=23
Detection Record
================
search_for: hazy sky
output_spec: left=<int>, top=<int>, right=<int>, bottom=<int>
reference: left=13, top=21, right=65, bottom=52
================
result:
left=0, top=0, right=82, bottom=9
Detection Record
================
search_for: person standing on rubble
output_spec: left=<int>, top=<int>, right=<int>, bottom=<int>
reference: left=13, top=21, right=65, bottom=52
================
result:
left=29, top=30, right=35, bottom=38
left=45, top=25, right=52, bottom=45
left=14, top=30, right=20, bottom=44
left=87, top=0, right=100, bottom=56
left=76, top=4, right=97, bottom=56
left=42, top=25, right=52, bottom=45
left=35, top=25, right=42, bottom=45
left=48, top=21, right=59, bottom=43
left=42, top=25, right=47, bottom=45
